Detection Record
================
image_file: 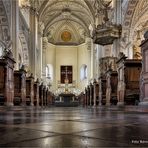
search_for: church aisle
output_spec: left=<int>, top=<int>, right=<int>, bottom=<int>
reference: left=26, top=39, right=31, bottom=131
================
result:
left=0, top=107, right=148, bottom=147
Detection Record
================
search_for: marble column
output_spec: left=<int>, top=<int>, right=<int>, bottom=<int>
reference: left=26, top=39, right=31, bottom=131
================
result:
left=37, top=22, right=44, bottom=80
left=117, top=56, right=126, bottom=106
left=106, top=71, right=111, bottom=106
left=112, top=0, right=122, bottom=57
left=42, top=37, right=48, bottom=80
left=29, top=8, right=38, bottom=79
left=11, top=0, right=19, bottom=69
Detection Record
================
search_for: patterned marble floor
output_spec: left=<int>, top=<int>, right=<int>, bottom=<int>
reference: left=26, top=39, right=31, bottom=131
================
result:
left=0, top=106, right=148, bottom=147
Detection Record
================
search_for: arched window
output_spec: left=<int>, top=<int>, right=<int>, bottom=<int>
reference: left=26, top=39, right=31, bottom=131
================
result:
left=80, top=64, right=87, bottom=80
left=46, top=64, right=53, bottom=80
left=84, top=65, right=87, bottom=79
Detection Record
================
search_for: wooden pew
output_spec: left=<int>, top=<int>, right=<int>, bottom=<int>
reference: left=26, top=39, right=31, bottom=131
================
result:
left=34, top=78, right=39, bottom=106
left=14, top=67, right=26, bottom=105
left=26, top=73, right=34, bottom=106
left=106, top=69, right=118, bottom=105
left=46, top=88, right=49, bottom=106
left=0, top=50, right=15, bottom=106
left=43, top=85, right=47, bottom=106
left=99, top=75, right=106, bottom=105
left=77, top=92, right=84, bottom=107
left=89, top=83, right=93, bottom=106
left=84, top=87, right=87, bottom=107
left=93, top=79, right=99, bottom=106
left=39, top=82, right=44, bottom=106
left=117, top=53, right=142, bottom=105
left=87, top=85, right=90, bottom=106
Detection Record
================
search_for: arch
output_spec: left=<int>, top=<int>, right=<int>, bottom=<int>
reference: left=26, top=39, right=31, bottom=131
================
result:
left=19, top=31, right=29, bottom=69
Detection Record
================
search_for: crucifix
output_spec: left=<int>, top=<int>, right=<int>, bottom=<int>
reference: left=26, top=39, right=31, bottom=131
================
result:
left=64, top=66, right=69, bottom=93
left=64, top=66, right=69, bottom=84
left=61, top=65, right=72, bottom=84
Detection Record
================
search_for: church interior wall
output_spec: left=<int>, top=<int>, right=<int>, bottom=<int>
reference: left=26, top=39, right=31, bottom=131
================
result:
left=55, top=46, right=78, bottom=88
left=77, top=43, right=90, bottom=91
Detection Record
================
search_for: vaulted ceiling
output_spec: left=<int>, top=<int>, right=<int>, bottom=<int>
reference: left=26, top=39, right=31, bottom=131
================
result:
left=32, top=0, right=95, bottom=45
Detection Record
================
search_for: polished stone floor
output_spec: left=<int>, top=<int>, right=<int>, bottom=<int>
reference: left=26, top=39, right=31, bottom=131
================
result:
left=0, top=106, right=148, bottom=147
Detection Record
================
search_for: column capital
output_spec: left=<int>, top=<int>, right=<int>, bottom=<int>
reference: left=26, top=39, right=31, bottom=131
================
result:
left=42, top=36, right=48, bottom=50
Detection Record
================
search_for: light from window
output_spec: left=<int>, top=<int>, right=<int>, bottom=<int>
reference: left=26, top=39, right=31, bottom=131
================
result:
left=80, top=64, right=87, bottom=80
left=46, top=64, right=53, bottom=80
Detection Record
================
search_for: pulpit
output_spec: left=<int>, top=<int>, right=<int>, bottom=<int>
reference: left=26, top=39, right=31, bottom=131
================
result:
left=26, top=74, right=34, bottom=105
left=14, top=67, right=26, bottom=105
left=117, top=53, right=142, bottom=105
left=0, top=50, right=15, bottom=106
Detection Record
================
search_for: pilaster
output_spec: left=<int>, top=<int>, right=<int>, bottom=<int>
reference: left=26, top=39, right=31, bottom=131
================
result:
left=11, top=0, right=19, bottom=69
left=29, top=8, right=38, bottom=79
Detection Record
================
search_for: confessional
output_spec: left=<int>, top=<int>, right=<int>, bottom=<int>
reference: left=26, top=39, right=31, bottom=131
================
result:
left=0, top=51, right=15, bottom=106
left=117, top=54, right=142, bottom=105
left=140, top=31, right=148, bottom=103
